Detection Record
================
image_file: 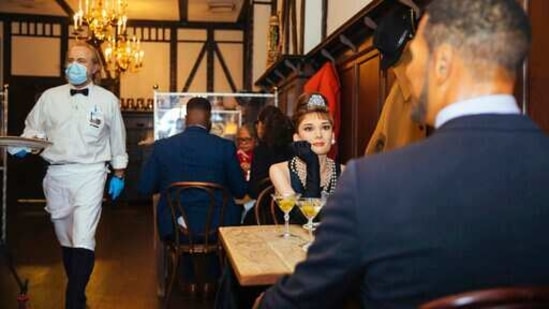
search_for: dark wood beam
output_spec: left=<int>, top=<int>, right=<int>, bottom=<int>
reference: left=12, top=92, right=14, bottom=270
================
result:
left=179, top=0, right=188, bottom=23
left=213, top=44, right=237, bottom=92
left=299, top=0, right=305, bottom=54
left=271, top=0, right=278, bottom=15
left=170, top=26, right=178, bottom=92
left=321, top=0, right=327, bottom=40
left=290, top=0, right=297, bottom=54
left=206, top=29, right=214, bottom=91
left=244, top=0, right=254, bottom=89
left=182, top=43, right=207, bottom=91
left=55, top=0, right=74, bottom=16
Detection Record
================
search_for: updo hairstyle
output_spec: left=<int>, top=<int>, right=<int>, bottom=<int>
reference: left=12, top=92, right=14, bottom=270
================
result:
left=292, top=92, right=333, bottom=132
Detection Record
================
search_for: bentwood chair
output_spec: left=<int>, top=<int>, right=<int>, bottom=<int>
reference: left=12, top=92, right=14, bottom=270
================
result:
left=420, top=286, right=549, bottom=309
left=162, top=181, right=230, bottom=304
left=254, top=184, right=279, bottom=225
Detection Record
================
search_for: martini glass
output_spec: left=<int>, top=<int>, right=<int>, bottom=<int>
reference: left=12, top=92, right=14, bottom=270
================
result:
left=271, top=192, right=301, bottom=238
left=302, top=191, right=329, bottom=231
left=296, top=197, right=325, bottom=251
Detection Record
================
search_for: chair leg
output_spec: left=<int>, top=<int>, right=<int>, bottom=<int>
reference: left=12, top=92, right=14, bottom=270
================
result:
left=164, top=250, right=179, bottom=307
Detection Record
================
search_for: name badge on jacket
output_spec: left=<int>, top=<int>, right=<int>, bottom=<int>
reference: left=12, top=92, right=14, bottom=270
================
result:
left=89, top=106, right=103, bottom=128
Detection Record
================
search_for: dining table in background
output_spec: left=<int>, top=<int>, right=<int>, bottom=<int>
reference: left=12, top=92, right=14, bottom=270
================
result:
left=219, top=225, right=310, bottom=286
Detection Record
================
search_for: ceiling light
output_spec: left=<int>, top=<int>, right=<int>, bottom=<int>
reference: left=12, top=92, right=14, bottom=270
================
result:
left=207, top=1, right=235, bottom=12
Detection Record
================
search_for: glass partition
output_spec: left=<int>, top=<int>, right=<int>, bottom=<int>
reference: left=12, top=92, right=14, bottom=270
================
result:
left=153, top=92, right=277, bottom=141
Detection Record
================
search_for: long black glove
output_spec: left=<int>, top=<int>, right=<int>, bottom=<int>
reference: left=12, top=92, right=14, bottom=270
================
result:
left=292, top=141, right=321, bottom=198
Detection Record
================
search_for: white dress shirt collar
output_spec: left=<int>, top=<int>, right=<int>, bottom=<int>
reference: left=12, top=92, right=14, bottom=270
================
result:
left=435, top=95, right=520, bottom=129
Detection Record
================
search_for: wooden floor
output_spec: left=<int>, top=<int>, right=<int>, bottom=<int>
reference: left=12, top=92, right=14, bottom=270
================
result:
left=0, top=201, right=215, bottom=309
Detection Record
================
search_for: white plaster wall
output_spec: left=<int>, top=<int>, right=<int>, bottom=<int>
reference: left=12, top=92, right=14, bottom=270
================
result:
left=177, top=29, right=207, bottom=92
left=303, top=0, right=323, bottom=54
left=215, top=43, right=243, bottom=91
left=327, top=0, right=374, bottom=36
left=252, top=3, right=271, bottom=91
left=12, top=37, right=60, bottom=77
left=215, top=30, right=244, bottom=92
left=120, top=42, right=170, bottom=101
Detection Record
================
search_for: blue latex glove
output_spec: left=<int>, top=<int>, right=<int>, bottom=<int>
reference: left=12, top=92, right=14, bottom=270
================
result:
left=13, top=149, right=29, bottom=158
left=108, top=176, right=125, bottom=200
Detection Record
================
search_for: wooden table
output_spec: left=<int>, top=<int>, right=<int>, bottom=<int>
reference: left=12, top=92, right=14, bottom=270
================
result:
left=219, top=225, right=310, bottom=286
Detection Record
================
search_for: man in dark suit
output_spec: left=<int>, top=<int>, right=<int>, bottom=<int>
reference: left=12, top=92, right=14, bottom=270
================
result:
left=256, top=0, right=549, bottom=308
left=139, top=97, right=247, bottom=239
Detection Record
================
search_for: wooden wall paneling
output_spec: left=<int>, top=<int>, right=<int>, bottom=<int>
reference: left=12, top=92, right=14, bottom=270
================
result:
left=526, top=0, right=549, bottom=133
left=337, top=48, right=382, bottom=163
left=282, top=78, right=300, bottom=115
left=276, top=72, right=307, bottom=115
left=338, top=62, right=357, bottom=163
left=355, top=51, right=382, bottom=159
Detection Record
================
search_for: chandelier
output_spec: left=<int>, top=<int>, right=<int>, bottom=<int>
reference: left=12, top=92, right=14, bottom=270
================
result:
left=104, top=34, right=144, bottom=78
left=73, top=0, right=128, bottom=41
left=73, top=0, right=144, bottom=78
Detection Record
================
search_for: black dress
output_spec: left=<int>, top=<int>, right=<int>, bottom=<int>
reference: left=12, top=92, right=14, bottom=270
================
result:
left=287, top=156, right=342, bottom=224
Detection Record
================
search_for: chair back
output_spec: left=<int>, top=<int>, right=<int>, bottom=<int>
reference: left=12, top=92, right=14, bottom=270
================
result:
left=165, top=181, right=230, bottom=250
left=420, top=286, right=549, bottom=309
left=254, top=184, right=279, bottom=225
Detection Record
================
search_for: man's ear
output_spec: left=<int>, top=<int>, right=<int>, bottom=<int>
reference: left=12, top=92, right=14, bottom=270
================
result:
left=432, top=44, right=453, bottom=85
left=293, top=133, right=301, bottom=142
left=90, top=62, right=100, bottom=75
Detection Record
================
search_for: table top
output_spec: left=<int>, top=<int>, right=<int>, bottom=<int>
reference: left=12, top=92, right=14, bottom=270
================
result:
left=219, top=225, right=310, bottom=286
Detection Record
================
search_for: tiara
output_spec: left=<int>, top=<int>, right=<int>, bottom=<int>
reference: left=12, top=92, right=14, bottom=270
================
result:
left=307, top=94, right=327, bottom=110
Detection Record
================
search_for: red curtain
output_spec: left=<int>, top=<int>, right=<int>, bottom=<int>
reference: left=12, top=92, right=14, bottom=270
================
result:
left=303, top=62, right=341, bottom=160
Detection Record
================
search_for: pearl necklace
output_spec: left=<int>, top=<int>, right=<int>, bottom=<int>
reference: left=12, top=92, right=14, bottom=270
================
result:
left=289, top=157, right=338, bottom=194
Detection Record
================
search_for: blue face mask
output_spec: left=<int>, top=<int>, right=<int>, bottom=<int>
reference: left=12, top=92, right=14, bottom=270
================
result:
left=65, top=62, right=89, bottom=86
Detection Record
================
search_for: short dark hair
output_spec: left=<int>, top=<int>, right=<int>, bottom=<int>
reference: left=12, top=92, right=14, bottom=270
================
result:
left=424, top=0, right=531, bottom=76
left=186, top=97, right=211, bottom=113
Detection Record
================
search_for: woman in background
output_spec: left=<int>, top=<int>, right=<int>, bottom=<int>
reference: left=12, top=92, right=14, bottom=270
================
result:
left=235, top=123, right=257, bottom=181
left=269, top=92, right=344, bottom=223
left=247, top=105, right=294, bottom=198
left=241, top=105, right=294, bottom=225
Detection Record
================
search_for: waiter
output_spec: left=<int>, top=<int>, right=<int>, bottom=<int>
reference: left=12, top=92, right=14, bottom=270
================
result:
left=9, top=41, right=128, bottom=309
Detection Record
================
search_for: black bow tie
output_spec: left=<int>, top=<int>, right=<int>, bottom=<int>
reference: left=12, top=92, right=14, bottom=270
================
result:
left=70, top=88, right=89, bottom=96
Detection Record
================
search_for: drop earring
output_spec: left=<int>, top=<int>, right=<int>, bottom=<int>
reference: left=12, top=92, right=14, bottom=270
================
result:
left=331, top=138, right=336, bottom=145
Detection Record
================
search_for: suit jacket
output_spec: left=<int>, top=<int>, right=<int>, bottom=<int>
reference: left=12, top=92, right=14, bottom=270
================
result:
left=139, top=126, right=247, bottom=238
left=262, top=114, right=549, bottom=308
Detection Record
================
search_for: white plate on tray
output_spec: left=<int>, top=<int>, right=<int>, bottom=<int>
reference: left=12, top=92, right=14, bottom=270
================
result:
left=0, top=136, right=52, bottom=149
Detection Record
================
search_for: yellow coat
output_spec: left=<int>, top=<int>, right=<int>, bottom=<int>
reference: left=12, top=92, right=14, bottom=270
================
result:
left=364, top=62, right=427, bottom=155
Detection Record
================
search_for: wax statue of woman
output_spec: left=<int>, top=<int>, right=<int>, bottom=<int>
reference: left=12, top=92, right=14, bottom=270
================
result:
left=269, top=92, right=345, bottom=223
